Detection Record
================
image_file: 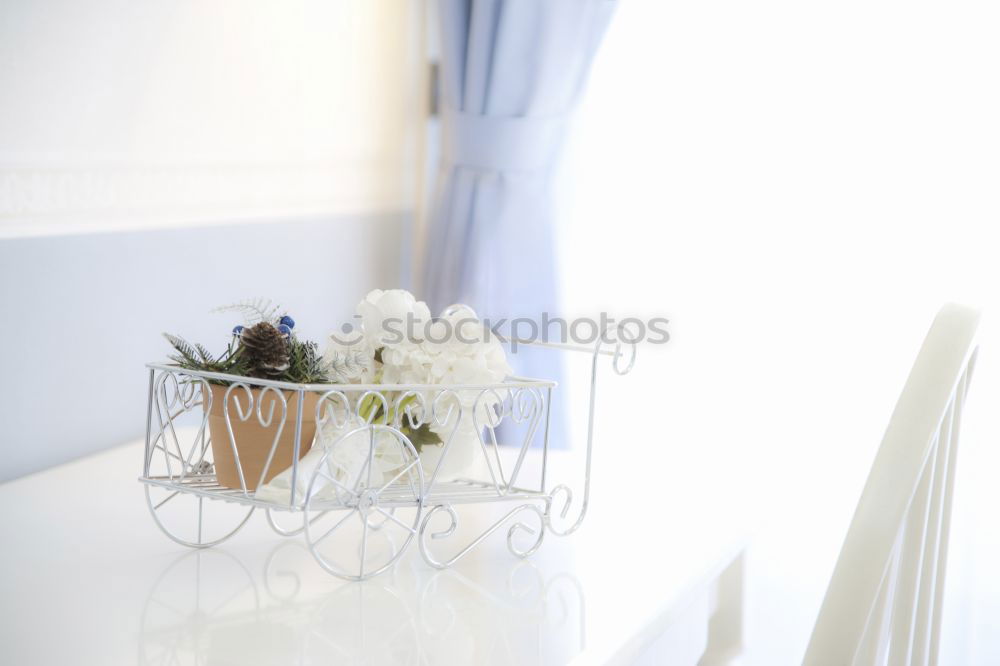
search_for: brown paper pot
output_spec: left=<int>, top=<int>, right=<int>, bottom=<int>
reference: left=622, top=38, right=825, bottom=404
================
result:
left=206, top=385, right=318, bottom=491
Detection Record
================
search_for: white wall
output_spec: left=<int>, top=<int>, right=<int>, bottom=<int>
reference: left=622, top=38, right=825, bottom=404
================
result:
left=0, top=0, right=424, bottom=479
left=0, top=214, right=409, bottom=481
left=0, top=0, right=423, bottom=237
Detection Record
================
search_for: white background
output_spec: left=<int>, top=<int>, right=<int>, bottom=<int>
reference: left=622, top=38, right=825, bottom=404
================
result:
left=559, top=0, right=1000, bottom=662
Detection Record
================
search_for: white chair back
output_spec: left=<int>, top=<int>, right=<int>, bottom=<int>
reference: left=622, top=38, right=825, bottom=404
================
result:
left=803, top=303, right=980, bottom=666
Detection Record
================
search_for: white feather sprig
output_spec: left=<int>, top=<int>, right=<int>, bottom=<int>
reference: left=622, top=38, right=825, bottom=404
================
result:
left=325, top=347, right=375, bottom=383
left=212, top=298, right=282, bottom=325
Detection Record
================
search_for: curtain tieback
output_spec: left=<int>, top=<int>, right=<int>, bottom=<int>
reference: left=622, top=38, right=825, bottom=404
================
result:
left=442, top=111, right=568, bottom=172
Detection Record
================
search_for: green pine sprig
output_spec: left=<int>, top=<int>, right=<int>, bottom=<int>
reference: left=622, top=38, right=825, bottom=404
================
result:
left=163, top=333, right=249, bottom=383
left=164, top=332, right=333, bottom=385
left=285, top=338, right=329, bottom=384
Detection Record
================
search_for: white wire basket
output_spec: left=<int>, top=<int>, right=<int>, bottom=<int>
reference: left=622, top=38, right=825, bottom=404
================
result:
left=140, top=333, right=636, bottom=581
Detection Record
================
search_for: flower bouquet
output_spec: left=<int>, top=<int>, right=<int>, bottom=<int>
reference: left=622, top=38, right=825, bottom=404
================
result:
left=164, top=291, right=512, bottom=500
left=256, top=289, right=512, bottom=505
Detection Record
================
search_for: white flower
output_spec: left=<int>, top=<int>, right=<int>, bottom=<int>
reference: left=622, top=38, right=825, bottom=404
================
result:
left=404, top=307, right=511, bottom=384
left=357, top=289, right=432, bottom=350
left=314, top=416, right=409, bottom=490
left=307, top=290, right=517, bottom=483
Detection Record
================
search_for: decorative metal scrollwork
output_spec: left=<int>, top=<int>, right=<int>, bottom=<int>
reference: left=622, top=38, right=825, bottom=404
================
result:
left=418, top=503, right=546, bottom=569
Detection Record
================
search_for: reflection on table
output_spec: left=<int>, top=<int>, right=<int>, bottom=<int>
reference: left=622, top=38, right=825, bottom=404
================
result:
left=139, top=540, right=746, bottom=665
left=139, top=540, right=586, bottom=666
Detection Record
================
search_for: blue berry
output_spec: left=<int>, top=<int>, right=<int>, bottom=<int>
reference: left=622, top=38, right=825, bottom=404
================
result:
left=232, top=325, right=245, bottom=335
left=278, top=324, right=292, bottom=336
left=279, top=315, right=295, bottom=329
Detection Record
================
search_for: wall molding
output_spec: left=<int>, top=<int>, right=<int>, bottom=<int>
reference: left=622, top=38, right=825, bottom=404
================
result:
left=0, top=160, right=411, bottom=238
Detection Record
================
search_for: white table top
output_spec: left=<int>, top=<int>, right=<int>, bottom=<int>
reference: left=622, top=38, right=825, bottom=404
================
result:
left=0, top=433, right=750, bottom=666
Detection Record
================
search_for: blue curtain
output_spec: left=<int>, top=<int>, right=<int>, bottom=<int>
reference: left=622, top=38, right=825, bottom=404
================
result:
left=423, top=0, right=617, bottom=446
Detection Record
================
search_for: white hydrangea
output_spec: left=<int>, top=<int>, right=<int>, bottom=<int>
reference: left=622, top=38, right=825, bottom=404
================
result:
left=338, top=290, right=513, bottom=481
left=384, top=304, right=511, bottom=386
left=356, top=288, right=432, bottom=350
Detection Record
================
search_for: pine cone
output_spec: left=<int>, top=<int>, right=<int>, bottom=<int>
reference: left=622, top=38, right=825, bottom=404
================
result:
left=239, top=322, right=290, bottom=378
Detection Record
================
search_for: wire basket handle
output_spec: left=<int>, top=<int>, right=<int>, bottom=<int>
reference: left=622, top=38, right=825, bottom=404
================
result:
left=442, top=304, right=637, bottom=536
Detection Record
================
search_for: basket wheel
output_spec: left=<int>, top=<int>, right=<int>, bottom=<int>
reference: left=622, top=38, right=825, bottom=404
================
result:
left=266, top=507, right=307, bottom=537
left=303, top=424, right=424, bottom=580
left=144, top=417, right=254, bottom=548
left=145, top=485, right=253, bottom=548
left=145, top=483, right=253, bottom=549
